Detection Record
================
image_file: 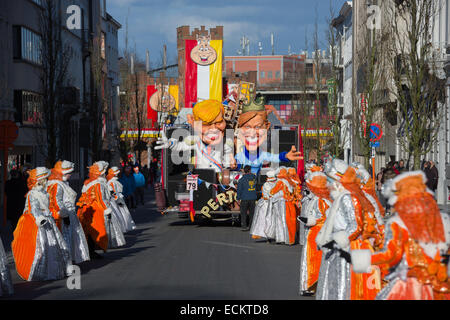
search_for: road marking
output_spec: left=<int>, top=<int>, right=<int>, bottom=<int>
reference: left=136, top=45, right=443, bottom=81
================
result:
left=202, top=240, right=254, bottom=250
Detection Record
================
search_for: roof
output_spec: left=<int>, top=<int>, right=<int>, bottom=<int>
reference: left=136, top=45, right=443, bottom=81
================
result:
left=331, top=1, right=352, bottom=28
left=106, top=12, right=122, bottom=29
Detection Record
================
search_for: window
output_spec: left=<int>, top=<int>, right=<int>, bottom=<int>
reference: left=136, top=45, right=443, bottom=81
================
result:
left=14, top=90, right=43, bottom=125
left=275, top=71, right=280, bottom=79
left=267, top=71, right=273, bottom=79
left=13, top=26, right=42, bottom=65
left=260, top=71, right=265, bottom=79
left=306, top=63, right=313, bottom=77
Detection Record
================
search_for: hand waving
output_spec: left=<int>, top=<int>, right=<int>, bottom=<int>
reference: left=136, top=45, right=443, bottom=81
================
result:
left=286, top=145, right=303, bottom=161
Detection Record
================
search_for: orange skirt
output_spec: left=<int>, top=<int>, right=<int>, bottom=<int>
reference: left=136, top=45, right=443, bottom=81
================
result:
left=11, top=213, right=38, bottom=281
left=77, top=203, right=108, bottom=252
left=350, top=239, right=380, bottom=300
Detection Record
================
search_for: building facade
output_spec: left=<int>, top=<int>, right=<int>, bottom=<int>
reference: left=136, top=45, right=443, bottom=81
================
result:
left=332, top=1, right=353, bottom=164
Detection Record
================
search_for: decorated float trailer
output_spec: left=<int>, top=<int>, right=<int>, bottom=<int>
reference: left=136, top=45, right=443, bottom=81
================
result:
left=161, top=123, right=303, bottom=222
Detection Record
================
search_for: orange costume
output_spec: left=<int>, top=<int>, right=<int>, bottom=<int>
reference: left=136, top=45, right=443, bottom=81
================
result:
left=299, top=171, right=332, bottom=295
left=352, top=171, right=450, bottom=300
left=316, top=160, right=382, bottom=300
left=47, top=160, right=90, bottom=264
left=340, top=167, right=382, bottom=300
left=288, top=167, right=303, bottom=212
left=270, top=168, right=297, bottom=245
left=77, top=162, right=112, bottom=252
left=12, top=167, right=71, bottom=281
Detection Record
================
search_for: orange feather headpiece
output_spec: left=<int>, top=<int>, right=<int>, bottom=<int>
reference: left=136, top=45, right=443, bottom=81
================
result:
left=392, top=172, right=445, bottom=243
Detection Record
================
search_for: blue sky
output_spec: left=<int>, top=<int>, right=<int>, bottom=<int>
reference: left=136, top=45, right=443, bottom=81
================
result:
left=106, top=0, right=349, bottom=67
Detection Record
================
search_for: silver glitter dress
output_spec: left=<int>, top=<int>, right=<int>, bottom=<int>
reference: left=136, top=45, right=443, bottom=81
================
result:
left=250, top=180, right=275, bottom=238
left=108, top=178, right=136, bottom=233
left=47, top=180, right=90, bottom=264
left=315, top=191, right=357, bottom=300
left=0, top=238, right=13, bottom=296
left=96, top=178, right=126, bottom=249
left=299, top=192, right=314, bottom=246
left=264, top=179, right=291, bottom=244
left=299, top=196, right=331, bottom=293
left=13, top=186, right=72, bottom=281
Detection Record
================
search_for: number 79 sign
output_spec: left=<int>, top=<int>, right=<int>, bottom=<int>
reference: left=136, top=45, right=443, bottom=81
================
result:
left=187, top=175, right=198, bottom=191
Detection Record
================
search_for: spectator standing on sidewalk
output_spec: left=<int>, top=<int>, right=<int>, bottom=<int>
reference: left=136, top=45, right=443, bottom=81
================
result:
left=398, top=159, right=407, bottom=173
left=4, top=169, right=28, bottom=229
left=236, top=165, right=257, bottom=231
left=141, top=165, right=150, bottom=187
left=119, top=166, right=136, bottom=209
left=133, top=165, right=146, bottom=206
left=426, top=160, right=439, bottom=195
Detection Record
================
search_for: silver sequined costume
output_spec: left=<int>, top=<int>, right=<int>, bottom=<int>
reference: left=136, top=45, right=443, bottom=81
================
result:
left=250, top=179, right=276, bottom=238
left=47, top=180, right=90, bottom=264
left=315, top=189, right=357, bottom=300
left=299, top=195, right=331, bottom=293
left=16, top=186, right=72, bottom=281
left=0, top=238, right=13, bottom=296
left=264, top=179, right=291, bottom=244
left=108, top=177, right=136, bottom=233
left=82, top=178, right=126, bottom=249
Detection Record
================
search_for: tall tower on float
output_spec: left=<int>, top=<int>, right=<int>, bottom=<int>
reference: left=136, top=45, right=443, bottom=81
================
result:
left=176, top=25, right=224, bottom=109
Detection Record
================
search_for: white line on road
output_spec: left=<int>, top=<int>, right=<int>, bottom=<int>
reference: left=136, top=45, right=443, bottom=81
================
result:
left=201, top=240, right=254, bottom=250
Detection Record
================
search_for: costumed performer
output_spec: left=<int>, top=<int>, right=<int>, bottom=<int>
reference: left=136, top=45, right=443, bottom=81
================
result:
left=47, top=160, right=90, bottom=264
left=12, top=167, right=72, bottom=281
left=351, top=171, right=450, bottom=300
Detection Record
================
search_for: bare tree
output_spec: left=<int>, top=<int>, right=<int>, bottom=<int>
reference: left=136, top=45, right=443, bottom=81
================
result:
left=326, top=0, right=344, bottom=160
left=385, top=0, right=445, bottom=170
left=38, top=0, right=73, bottom=167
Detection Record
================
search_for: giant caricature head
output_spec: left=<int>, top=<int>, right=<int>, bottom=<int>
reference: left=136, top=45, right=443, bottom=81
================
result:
left=187, top=99, right=226, bottom=146
left=149, top=83, right=176, bottom=112
left=190, top=35, right=217, bottom=66
left=237, top=95, right=270, bottom=152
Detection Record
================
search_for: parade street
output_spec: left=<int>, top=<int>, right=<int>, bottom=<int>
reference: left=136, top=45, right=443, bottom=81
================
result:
left=3, top=189, right=309, bottom=300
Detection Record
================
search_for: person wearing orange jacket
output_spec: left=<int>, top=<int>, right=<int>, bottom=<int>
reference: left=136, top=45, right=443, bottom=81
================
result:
left=298, top=171, right=332, bottom=296
left=270, top=167, right=296, bottom=245
left=351, top=171, right=450, bottom=300
left=47, top=160, right=90, bottom=264
left=77, top=162, right=125, bottom=258
left=12, top=167, right=72, bottom=281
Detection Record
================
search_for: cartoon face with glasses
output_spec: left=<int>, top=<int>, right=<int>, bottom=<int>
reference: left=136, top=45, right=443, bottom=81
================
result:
left=155, top=99, right=235, bottom=173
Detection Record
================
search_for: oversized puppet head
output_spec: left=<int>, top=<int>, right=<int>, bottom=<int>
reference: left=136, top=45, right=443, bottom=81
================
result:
left=149, top=83, right=176, bottom=112
left=237, top=95, right=270, bottom=152
left=27, top=167, right=50, bottom=190
left=190, top=34, right=217, bottom=66
left=187, top=99, right=226, bottom=146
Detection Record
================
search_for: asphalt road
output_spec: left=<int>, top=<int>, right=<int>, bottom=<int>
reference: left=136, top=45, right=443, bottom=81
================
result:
left=2, top=189, right=310, bottom=300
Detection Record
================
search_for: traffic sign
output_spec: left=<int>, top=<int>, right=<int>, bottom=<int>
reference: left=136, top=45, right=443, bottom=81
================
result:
left=370, top=141, right=380, bottom=148
left=186, top=174, right=198, bottom=191
left=369, top=123, right=383, bottom=142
